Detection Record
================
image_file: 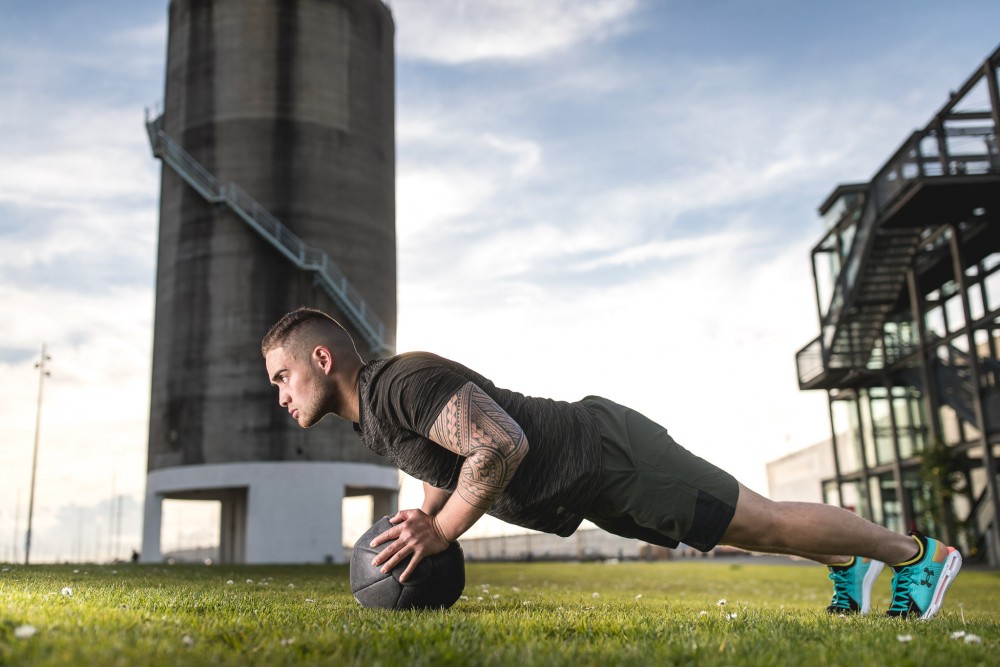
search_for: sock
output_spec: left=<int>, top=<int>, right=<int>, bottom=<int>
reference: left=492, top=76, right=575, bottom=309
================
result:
left=892, top=535, right=924, bottom=568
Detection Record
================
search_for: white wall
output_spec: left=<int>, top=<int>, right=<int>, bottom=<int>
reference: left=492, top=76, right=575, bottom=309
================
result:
left=142, top=461, right=398, bottom=564
left=766, top=438, right=835, bottom=503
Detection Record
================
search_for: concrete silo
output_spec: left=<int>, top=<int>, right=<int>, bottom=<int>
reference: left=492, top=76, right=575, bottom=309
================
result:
left=141, top=0, right=398, bottom=563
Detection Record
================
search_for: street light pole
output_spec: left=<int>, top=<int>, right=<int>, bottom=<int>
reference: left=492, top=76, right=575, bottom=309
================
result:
left=24, top=343, right=51, bottom=565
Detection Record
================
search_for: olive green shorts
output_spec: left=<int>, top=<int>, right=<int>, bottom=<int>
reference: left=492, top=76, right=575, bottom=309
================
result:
left=580, top=396, right=740, bottom=552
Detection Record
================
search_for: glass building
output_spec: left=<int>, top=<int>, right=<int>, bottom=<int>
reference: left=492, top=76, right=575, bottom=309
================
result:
left=796, top=44, right=1000, bottom=566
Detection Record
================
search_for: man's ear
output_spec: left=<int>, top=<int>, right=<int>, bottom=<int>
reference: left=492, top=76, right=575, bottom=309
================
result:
left=313, top=345, right=334, bottom=373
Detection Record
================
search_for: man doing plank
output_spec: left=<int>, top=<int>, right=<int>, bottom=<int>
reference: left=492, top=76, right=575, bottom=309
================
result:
left=262, top=307, right=961, bottom=620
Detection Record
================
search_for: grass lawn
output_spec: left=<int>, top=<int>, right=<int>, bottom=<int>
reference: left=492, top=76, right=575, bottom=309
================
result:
left=1, top=558, right=998, bottom=666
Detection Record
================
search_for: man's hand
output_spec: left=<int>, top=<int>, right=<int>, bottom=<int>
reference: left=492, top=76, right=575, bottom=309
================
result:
left=370, top=509, right=450, bottom=582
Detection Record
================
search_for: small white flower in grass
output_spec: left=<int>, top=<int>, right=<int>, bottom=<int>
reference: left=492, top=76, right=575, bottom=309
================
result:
left=287, top=583, right=295, bottom=588
left=245, top=579, right=253, bottom=584
left=716, top=599, right=727, bottom=606
left=492, top=594, right=500, bottom=599
left=14, top=625, right=37, bottom=639
left=305, top=598, right=314, bottom=603
left=592, top=592, right=600, bottom=599
left=964, top=634, right=982, bottom=644
left=280, top=638, right=295, bottom=646
left=897, top=634, right=913, bottom=643
left=226, top=580, right=234, bottom=585
left=727, top=612, right=738, bottom=620
left=73, top=569, right=79, bottom=574
left=460, top=595, right=469, bottom=601
left=698, top=611, right=708, bottom=618
left=61, top=587, right=72, bottom=597
left=951, top=631, right=967, bottom=640
left=634, top=594, right=642, bottom=600
left=512, top=587, right=520, bottom=593
left=476, top=596, right=484, bottom=601
left=2, top=567, right=9, bottom=572
left=182, top=635, right=194, bottom=647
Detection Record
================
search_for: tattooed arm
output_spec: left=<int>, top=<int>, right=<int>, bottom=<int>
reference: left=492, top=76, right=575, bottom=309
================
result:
left=420, top=482, right=451, bottom=515
left=371, top=381, right=529, bottom=580
left=427, top=381, right=530, bottom=537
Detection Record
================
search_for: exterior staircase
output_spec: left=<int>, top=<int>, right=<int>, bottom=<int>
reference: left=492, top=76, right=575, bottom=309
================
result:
left=144, top=110, right=392, bottom=356
left=821, top=193, right=924, bottom=373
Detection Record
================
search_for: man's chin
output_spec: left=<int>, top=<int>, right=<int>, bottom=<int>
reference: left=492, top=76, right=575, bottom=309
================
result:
left=297, top=413, right=323, bottom=428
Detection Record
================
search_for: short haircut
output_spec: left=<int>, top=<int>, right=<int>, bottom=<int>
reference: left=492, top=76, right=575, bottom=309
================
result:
left=261, top=307, right=351, bottom=358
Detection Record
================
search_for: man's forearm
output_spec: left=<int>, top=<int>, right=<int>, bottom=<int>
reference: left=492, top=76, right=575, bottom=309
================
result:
left=369, top=382, right=530, bottom=582
left=421, top=482, right=451, bottom=515
left=431, top=488, right=489, bottom=544
left=427, top=382, right=530, bottom=541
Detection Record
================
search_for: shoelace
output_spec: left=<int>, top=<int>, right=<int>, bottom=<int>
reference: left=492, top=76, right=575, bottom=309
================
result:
left=828, top=567, right=853, bottom=608
left=888, top=566, right=916, bottom=613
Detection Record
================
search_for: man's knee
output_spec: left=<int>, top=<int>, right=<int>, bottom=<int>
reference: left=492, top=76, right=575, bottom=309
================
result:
left=721, top=484, right=781, bottom=547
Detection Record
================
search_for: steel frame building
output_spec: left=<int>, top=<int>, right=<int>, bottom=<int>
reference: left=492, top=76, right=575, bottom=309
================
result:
left=796, top=44, right=1000, bottom=566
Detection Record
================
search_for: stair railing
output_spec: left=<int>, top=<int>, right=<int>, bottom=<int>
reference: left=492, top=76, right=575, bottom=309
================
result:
left=144, top=109, right=392, bottom=356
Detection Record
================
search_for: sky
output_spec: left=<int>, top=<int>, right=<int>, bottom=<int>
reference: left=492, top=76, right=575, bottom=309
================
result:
left=2, top=0, right=1000, bottom=562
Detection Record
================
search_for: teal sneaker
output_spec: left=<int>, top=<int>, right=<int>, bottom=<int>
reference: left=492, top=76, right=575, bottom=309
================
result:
left=886, top=531, right=962, bottom=620
left=826, top=556, right=885, bottom=614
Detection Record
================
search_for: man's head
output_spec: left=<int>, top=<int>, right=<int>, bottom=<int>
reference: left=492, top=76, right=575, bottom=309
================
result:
left=262, top=308, right=363, bottom=427
left=261, top=307, right=357, bottom=358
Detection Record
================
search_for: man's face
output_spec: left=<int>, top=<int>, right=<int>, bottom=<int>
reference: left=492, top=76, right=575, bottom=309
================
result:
left=265, top=345, right=328, bottom=428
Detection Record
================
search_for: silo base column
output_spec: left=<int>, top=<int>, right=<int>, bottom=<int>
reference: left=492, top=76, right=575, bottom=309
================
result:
left=141, top=461, right=398, bottom=564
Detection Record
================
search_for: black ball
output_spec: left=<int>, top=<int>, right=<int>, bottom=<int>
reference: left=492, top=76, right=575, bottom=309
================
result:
left=350, top=516, right=465, bottom=610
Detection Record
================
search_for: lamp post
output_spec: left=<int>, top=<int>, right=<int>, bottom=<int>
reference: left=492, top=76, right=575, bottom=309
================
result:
left=24, top=344, right=51, bottom=565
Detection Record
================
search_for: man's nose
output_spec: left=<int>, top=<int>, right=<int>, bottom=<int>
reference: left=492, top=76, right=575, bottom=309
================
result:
left=278, top=390, right=289, bottom=407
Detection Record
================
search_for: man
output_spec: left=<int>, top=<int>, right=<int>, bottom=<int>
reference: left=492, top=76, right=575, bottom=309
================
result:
left=262, top=307, right=962, bottom=620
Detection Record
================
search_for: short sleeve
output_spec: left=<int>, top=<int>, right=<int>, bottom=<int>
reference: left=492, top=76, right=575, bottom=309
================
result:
left=367, top=353, right=471, bottom=436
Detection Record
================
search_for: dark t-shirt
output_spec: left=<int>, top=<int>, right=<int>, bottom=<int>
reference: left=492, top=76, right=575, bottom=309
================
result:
left=355, top=352, right=604, bottom=536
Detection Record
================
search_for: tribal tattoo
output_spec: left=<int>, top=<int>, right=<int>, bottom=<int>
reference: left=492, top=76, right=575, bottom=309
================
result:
left=428, top=382, right=529, bottom=510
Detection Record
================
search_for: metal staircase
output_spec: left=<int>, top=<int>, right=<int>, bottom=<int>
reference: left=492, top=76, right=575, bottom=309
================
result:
left=144, top=110, right=392, bottom=356
left=821, top=193, right=924, bottom=373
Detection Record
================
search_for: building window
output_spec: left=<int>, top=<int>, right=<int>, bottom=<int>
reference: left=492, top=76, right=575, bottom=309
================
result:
left=870, top=474, right=903, bottom=534
left=840, top=479, right=869, bottom=521
left=831, top=398, right=863, bottom=474
left=823, top=480, right=841, bottom=508
left=868, top=388, right=896, bottom=466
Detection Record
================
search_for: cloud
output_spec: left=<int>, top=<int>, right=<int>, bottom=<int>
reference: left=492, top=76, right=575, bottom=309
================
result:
left=569, top=232, right=749, bottom=272
left=0, top=14, right=161, bottom=298
left=396, top=220, right=831, bottom=524
left=393, top=0, right=639, bottom=64
left=0, top=282, right=153, bottom=561
left=0, top=495, right=144, bottom=563
left=6, top=0, right=998, bottom=553
left=397, top=115, right=544, bottom=241
left=0, top=102, right=157, bottom=209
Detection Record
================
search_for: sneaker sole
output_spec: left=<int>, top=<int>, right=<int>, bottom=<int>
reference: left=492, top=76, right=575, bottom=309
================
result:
left=921, top=548, right=962, bottom=621
left=860, top=560, right=885, bottom=614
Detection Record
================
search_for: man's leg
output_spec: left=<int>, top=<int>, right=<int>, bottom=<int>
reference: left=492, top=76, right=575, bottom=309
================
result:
left=722, top=483, right=961, bottom=619
left=720, top=483, right=918, bottom=565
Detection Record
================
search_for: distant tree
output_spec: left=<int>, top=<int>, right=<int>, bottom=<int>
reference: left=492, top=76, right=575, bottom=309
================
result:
left=918, top=439, right=962, bottom=548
